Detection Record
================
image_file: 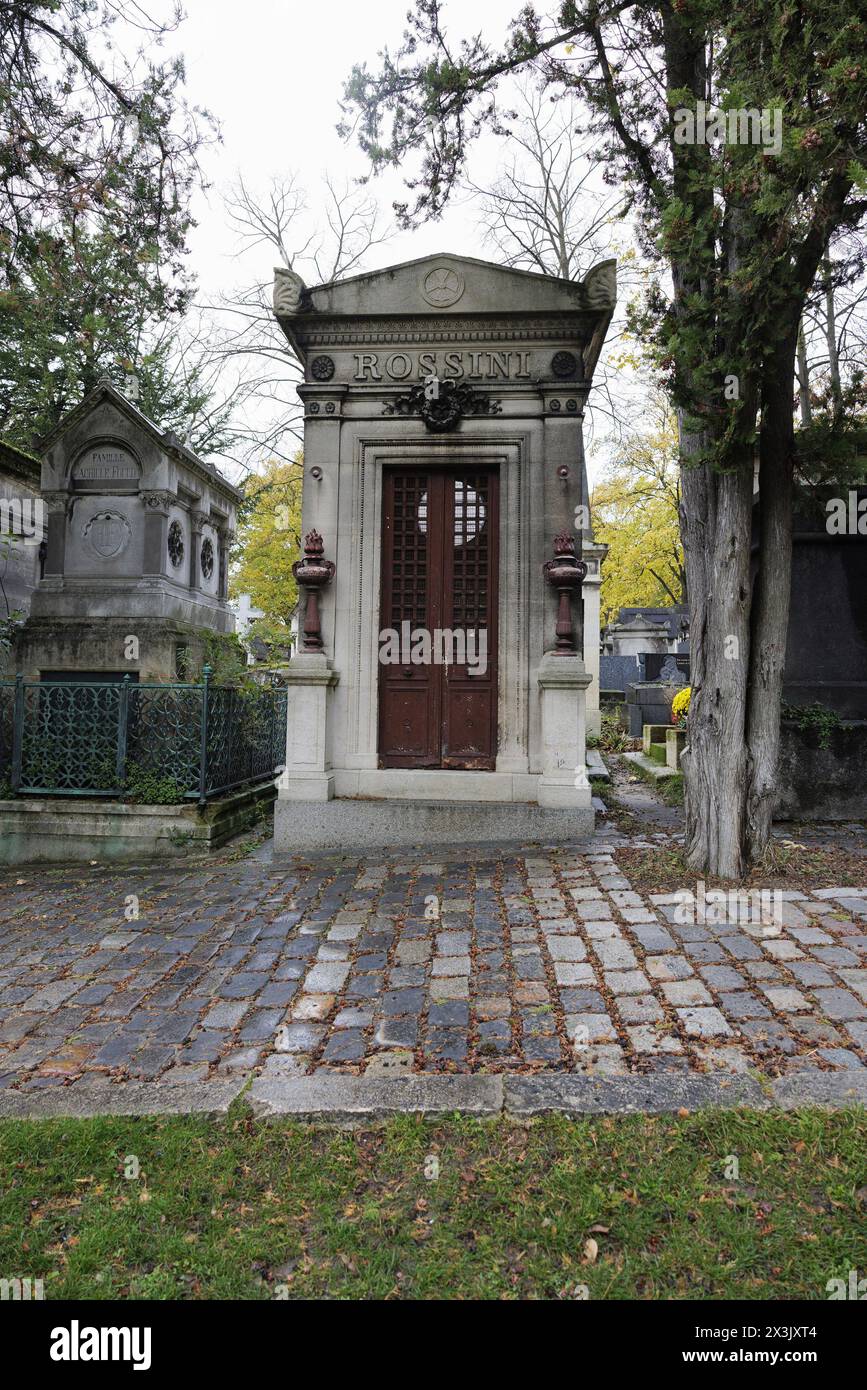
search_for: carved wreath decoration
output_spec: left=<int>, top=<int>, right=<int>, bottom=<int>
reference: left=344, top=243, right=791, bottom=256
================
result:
left=167, top=519, right=185, bottom=569
left=200, top=536, right=214, bottom=580
left=383, top=379, right=501, bottom=433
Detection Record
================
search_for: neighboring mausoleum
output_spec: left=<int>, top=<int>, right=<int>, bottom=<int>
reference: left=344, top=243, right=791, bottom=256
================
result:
left=16, top=381, right=241, bottom=681
left=0, top=439, right=45, bottom=661
left=271, top=251, right=616, bottom=848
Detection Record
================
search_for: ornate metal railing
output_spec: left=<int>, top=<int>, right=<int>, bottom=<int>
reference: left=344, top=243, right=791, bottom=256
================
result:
left=0, top=667, right=287, bottom=803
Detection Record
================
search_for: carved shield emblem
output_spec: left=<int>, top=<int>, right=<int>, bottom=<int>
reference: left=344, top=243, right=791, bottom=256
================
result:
left=84, top=511, right=130, bottom=559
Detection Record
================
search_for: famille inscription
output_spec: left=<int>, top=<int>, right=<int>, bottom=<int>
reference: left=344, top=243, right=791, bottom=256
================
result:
left=73, top=448, right=140, bottom=483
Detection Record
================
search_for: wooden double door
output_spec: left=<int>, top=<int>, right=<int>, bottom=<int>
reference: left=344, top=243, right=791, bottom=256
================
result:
left=378, top=466, right=499, bottom=769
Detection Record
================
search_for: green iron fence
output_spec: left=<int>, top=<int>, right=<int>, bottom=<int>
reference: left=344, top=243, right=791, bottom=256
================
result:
left=0, top=667, right=287, bottom=804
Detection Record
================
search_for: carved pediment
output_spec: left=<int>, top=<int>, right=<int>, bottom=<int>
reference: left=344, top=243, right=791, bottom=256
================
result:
left=283, top=253, right=616, bottom=320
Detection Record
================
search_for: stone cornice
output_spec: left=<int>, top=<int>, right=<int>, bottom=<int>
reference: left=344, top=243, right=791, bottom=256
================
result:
left=294, top=315, right=596, bottom=350
left=296, top=383, right=350, bottom=399
left=0, top=439, right=40, bottom=486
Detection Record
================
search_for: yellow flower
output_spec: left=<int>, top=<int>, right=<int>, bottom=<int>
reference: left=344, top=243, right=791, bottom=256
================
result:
left=671, top=686, right=691, bottom=724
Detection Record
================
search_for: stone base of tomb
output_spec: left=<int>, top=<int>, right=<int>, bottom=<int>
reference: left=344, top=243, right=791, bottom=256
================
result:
left=14, top=616, right=227, bottom=682
left=0, top=781, right=277, bottom=865
left=273, top=648, right=595, bottom=851
left=273, top=793, right=594, bottom=853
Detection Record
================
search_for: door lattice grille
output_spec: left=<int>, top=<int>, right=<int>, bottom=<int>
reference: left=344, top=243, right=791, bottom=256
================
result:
left=389, top=473, right=429, bottom=626
left=451, top=476, right=489, bottom=629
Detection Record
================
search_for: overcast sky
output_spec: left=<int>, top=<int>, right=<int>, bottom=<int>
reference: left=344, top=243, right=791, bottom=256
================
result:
left=154, top=1, right=641, bottom=484
left=177, top=0, right=513, bottom=295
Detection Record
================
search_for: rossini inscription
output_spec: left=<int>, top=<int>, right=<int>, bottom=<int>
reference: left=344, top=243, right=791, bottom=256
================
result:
left=353, top=350, right=532, bottom=381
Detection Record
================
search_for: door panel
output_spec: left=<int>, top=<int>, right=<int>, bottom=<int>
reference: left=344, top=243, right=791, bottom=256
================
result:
left=441, top=473, right=498, bottom=769
left=378, top=470, right=441, bottom=766
left=378, top=467, right=498, bottom=770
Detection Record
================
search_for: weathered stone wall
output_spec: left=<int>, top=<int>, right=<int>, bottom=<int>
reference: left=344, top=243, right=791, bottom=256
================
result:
left=775, top=721, right=867, bottom=820
left=0, top=781, right=276, bottom=864
left=16, top=617, right=216, bottom=681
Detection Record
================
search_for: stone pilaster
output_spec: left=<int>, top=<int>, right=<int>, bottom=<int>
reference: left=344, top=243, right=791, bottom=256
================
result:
left=275, top=653, right=340, bottom=814
left=297, top=383, right=347, bottom=664
left=42, top=492, right=68, bottom=576
left=540, top=386, right=589, bottom=652
left=581, top=539, right=608, bottom=736
left=537, top=650, right=592, bottom=809
left=216, top=525, right=234, bottom=602
left=141, top=490, right=172, bottom=578
left=189, top=508, right=208, bottom=593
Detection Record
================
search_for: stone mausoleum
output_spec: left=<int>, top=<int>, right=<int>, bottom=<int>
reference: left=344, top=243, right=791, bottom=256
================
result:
left=273, top=252, right=615, bottom=849
left=17, top=381, right=241, bottom=681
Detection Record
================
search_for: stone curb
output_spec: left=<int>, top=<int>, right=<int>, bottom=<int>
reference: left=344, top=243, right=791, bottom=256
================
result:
left=249, top=1072, right=504, bottom=1120
left=504, top=1073, right=770, bottom=1115
left=624, top=750, right=679, bottom=780
left=0, top=1078, right=248, bottom=1119
left=248, top=1069, right=867, bottom=1119
left=770, top=1070, right=867, bottom=1109
left=504, top=1072, right=867, bottom=1113
left=0, top=1070, right=864, bottom=1121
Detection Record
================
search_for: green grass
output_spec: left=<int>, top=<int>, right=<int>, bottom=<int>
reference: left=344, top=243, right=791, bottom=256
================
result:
left=1, top=1106, right=865, bottom=1299
left=631, top=756, right=685, bottom=805
left=658, top=771, right=685, bottom=804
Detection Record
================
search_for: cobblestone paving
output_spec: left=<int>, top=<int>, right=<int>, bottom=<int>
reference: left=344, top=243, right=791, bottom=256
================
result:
left=1, top=829, right=866, bottom=1091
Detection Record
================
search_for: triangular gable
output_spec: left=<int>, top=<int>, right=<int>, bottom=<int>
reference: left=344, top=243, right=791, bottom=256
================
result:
left=278, top=252, right=616, bottom=319
left=38, top=380, right=167, bottom=455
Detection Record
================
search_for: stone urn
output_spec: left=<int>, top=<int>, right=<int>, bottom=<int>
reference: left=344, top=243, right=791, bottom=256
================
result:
left=291, top=530, right=335, bottom=652
left=543, top=534, right=587, bottom=653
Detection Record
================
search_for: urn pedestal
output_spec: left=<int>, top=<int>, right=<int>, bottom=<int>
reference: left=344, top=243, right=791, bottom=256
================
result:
left=537, top=651, right=593, bottom=811
left=278, top=652, right=339, bottom=805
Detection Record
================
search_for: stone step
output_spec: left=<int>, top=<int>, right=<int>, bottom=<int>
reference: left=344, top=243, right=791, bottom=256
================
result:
left=586, top=749, right=609, bottom=782
left=624, top=750, right=680, bottom=780
left=274, top=797, right=595, bottom=852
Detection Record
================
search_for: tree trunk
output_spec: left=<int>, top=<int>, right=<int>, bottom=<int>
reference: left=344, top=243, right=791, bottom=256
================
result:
left=796, top=322, right=812, bottom=426
left=823, top=255, right=843, bottom=422
left=680, top=442, right=754, bottom=879
left=746, top=328, right=797, bottom=861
